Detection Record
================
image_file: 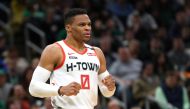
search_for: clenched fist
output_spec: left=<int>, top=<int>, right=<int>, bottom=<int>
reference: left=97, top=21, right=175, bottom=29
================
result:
left=59, top=82, right=81, bottom=96
left=102, top=75, right=115, bottom=91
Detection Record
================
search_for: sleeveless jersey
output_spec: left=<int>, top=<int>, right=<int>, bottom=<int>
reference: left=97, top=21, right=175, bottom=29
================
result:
left=50, top=40, right=100, bottom=109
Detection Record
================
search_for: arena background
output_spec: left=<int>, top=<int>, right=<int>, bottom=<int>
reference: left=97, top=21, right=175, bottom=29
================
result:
left=1, top=0, right=190, bottom=109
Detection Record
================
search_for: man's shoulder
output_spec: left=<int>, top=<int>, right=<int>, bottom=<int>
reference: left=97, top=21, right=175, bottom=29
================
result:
left=43, top=43, right=62, bottom=54
left=91, top=46, right=102, bottom=51
left=40, top=43, right=63, bottom=64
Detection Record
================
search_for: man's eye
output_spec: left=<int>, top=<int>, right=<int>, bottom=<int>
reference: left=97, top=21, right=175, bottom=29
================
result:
left=79, top=23, right=85, bottom=26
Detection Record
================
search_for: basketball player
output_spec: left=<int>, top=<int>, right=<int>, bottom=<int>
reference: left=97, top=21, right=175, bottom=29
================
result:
left=29, top=8, right=116, bottom=109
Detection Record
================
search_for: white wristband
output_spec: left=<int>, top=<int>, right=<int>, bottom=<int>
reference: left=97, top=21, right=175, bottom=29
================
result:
left=98, top=70, right=115, bottom=97
left=98, top=70, right=110, bottom=80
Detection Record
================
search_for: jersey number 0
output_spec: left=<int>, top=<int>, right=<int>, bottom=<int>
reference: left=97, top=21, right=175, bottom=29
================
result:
left=81, top=75, right=90, bottom=89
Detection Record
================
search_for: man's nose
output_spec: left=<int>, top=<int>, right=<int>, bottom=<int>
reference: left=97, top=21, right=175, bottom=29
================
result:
left=84, top=25, right=91, bottom=30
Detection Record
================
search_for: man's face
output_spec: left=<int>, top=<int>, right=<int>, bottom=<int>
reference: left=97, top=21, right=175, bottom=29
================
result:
left=118, top=47, right=131, bottom=62
left=66, top=14, right=91, bottom=42
left=166, top=74, right=179, bottom=88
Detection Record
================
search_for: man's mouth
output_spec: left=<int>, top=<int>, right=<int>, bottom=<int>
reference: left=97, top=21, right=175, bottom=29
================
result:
left=84, top=33, right=91, bottom=37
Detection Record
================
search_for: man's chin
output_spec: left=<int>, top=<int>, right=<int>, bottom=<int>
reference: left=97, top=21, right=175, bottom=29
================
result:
left=83, top=38, right=90, bottom=42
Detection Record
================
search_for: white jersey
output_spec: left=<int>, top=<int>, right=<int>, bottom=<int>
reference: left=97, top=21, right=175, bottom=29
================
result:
left=50, top=40, right=100, bottom=109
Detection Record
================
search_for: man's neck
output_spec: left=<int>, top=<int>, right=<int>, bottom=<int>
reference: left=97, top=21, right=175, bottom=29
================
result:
left=65, top=37, right=85, bottom=52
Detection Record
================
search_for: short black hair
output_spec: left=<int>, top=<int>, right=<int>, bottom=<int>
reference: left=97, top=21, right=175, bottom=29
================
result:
left=64, top=8, right=88, bottom=25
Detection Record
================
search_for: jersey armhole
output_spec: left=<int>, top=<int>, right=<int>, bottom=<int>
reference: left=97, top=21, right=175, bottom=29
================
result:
left=92, top=46, right=97, bottom=55
left=93, top=46, right=100, bottom=65
left=54, top=42, right=66, bottom=70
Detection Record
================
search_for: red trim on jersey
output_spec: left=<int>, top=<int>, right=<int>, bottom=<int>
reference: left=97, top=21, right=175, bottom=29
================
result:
left=54, top=43, right=66, bottom=70
left=63, top=40, right=87, bottom=55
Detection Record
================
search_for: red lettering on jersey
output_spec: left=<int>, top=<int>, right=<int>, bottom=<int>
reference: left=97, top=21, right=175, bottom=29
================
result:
left=68, top=53, right=74, bottom=55
left=87, top=53, right=96, bottom=56
left=81, top=75, right=90, bottom=89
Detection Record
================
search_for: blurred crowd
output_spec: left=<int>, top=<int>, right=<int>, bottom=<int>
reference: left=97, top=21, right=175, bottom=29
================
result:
left=1, top=0, right=190, bottom=109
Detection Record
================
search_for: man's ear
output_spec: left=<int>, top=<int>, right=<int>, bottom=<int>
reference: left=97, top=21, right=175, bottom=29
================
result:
left=65, top=25, right=71, bottom=32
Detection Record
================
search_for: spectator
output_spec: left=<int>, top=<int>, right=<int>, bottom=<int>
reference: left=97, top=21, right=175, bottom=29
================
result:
left=155, top=69, right=190, bottom=109
left=110, top=46, right=142, bottom=97
left=0, top=68, right=12, bottom=109
left=127, top=10, right=151, bottom=44
left=128, top=39, right=140, bottom=59
left=7, top=84, right=30, bottom=109
left=183, top=66, right=190, bottom=99
left=181, top=26, right=190, bottom=48
left=21, top=67, right=34, bottom=92
left=155, top=26, right=171, bottom=52
left=4, top=47, right=29, bottom=75
left=127, top=9, right=157, bottom=30
left=31, top=57, right=40, bottom=69
left=107, top=98, right=124, bottom=109
left=92, top=19, right=106, bottom=38
left=106, top=0, right=134, bottom=24
left=40, top=98, right=52, bottom=109
left=123, top=28, right=135, bottom=43
left=169, top=9, right=187, bottom=37
left=132, top=62, right=160, bottom=109
left=154, top=0, right=174, bottom=28
left=127, top=1, right=158, bottom=31
left=99, top=36, right=116, bottom=69
left=7, top=98, right=22, bottom=109
left=140, top=37, right=163, bottom=62
left=110, top=46, right=142, bottom=84
left=168, top=37, right=190, bottom=71
left=185, top=4, right=190, bottom=24
left=154, top=52, right=172, bottom=80
left=3, top=47, right=29, bottom=85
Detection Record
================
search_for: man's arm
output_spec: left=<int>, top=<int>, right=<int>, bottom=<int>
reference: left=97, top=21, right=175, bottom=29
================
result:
left=94, top=47, right=116, bottom=97
left=29, top=44, right=61, bottom=98
left=29, top=43, right=81, bottom=98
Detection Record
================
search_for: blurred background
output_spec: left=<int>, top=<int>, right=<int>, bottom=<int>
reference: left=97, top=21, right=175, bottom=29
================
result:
left=1, top=0, right=190, bottom=109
